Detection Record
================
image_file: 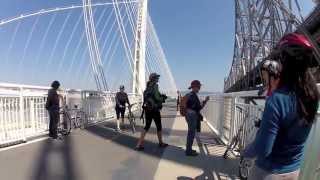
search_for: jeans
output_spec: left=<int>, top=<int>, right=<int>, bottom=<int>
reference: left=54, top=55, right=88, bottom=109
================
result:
left=49, top=110, right=59, bottom=137
left=185, top=109, right=198, bottom=153
left=249, top=165, right=300, bottom=180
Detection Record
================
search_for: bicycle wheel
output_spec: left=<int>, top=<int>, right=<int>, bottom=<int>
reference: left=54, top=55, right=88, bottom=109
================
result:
left=63, top=112, right=72, bottom=135
left=128, top=112, right=136, bottom=133
left=223, top=147, right=230, bottom=159
left=72, top=117, right=80, bottom=129
left=223, top=136, right=239, bottom=159
left=58, top=118, right=70, bottom=136
left=239, top=157, right=250, bottom=180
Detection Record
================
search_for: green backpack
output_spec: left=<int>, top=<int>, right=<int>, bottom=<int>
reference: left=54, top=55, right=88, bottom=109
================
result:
left=143, top=85, right=155, bottom=111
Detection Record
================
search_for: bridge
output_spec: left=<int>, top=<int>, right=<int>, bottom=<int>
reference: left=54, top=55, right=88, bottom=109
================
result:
left=0, top=1, right=320, bottom=180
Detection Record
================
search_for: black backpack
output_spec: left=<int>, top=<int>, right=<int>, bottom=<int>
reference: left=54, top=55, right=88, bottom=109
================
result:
left=143, top=84, right=158, bottom=111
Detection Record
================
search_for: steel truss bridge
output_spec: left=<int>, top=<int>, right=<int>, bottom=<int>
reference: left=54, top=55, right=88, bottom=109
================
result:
left=225, top=0, right=320, bottom=92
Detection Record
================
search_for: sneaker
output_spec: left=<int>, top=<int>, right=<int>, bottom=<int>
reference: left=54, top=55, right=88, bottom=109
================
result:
left=134, top=146, right=144, bottom=151
left=185, top=151, right=198, bottom=156
left=50, top=135, right=58, bottom=140
left=159, top=143, right=169, bottom=148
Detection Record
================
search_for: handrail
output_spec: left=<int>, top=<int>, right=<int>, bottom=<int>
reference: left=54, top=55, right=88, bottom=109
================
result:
left=0, top=82, right=142, bottom=147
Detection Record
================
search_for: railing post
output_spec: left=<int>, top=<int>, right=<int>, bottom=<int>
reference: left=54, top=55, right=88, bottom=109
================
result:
left=30, top=99, right=35, bottom=134
left=0, top=98, right=3, bottom=141
left=218, top=96, right=224, bottom=139
left=229, top=96, right=237, bottom=145
left=19, top=87, right=26, bottom=142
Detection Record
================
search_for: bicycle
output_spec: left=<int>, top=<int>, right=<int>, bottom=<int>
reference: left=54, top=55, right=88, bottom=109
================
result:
left=71, top=106, right=88, bottom=130
left=58, top=106, right=72, bottom=137
left=58, top=105, right=88, bottom=137
left=127, top=103, right=137, bottom=133
left=223, top=105, right=262, bottom=180
left=223, top=106, right=247, bottom=159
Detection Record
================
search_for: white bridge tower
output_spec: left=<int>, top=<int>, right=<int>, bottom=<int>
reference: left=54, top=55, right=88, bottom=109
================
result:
left=132, top=0, right=148, bottom=95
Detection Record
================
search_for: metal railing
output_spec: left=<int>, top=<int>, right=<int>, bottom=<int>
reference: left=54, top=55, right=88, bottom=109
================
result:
left=201, top=94, right=263, bottom=149
left=0, top=83, right=142, bottom=147
left=0, top=84, right=49, bottom=146
left=80, top=91, right=142, bottom=125
left=202, top=93, right=319, bottom=180
left=201, top=95, right=225, bottom=138
left=231, top=103, right=263, bottom=152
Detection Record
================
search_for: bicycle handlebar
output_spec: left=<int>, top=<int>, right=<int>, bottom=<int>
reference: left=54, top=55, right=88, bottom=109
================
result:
left=128, top=103, right=137, bottom=108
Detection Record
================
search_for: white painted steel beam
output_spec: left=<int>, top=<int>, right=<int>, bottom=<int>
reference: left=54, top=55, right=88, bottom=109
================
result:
left=0, top=1, right=138, bottom=27
left=132, top=0, right=148, bottom=95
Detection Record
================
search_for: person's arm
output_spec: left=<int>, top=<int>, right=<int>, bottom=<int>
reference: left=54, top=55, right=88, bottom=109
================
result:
left=201, top=96, right=210, bottom=108
left=115, top=93, right=120, bottom=106
left=244, top=96, right=281, bottom=158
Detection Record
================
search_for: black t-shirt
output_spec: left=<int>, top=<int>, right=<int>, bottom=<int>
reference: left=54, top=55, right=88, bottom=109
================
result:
left=186, top=92, right=202, bottom=113
left=116, top=92, right=129, bottom=106
left=46, top=89, right=60, bottom=110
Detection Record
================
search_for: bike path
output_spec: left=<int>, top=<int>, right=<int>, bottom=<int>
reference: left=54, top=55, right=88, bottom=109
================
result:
left=0, top=105, right=175, bottom=180
left=0, top=104, right=239, bottom=180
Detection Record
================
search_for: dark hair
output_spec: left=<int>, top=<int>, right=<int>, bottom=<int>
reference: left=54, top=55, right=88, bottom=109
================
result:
left=279, top=51, right=319, bottom=124
left=51, top=81, right=60, bottom=89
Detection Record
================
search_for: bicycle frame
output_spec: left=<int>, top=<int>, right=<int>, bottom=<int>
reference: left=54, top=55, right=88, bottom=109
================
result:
left=223, top=104, right=262, bottom=180
left=127, top=103, right=138, bottom=133
left=58, top=106, right=88, bottom=137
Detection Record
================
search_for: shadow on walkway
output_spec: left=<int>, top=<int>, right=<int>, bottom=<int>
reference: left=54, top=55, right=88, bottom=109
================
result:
left=102, top=121, right=217, bottom=138
left=177, top=136, right=239, bottom=180
left=85, top=124, right=239, bottom=179
left=31, top=136, right=77, bottom=180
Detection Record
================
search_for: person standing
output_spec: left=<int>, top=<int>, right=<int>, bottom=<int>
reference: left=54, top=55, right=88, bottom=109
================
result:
left=244, top=33, right=319, bottom=180
left=115, top=85, right=130, bottom=131
left=45, top=81, right=61, bottom=139
left=176, top=91, right=181, bottom=111
left=259, top=59, right=281, bottom=97
left=135, top=73, right=168, bottom=150
left=185, top=80, right=209, bottom=156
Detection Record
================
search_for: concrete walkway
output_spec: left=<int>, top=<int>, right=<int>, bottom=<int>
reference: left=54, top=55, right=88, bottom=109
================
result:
left=0, top=104, right=240, bottom=180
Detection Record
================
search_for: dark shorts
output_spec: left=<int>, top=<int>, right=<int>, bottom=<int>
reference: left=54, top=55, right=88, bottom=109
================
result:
left=115, top=106, right=126, bottom=119
left=144, top=110, right=162, bottom=132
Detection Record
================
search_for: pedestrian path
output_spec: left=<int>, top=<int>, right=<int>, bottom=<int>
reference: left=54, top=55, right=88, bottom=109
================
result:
left=0, top=104, right=240, bottom=180
left=154, top=113, right=240, bottom=180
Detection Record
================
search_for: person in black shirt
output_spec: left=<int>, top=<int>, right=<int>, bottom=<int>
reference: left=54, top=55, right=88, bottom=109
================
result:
left=115, top=85, right=130, bottom=131
left=135, top=73, right=168, bottom=151
left=45, top=81, right=61, bottom=139
left=176, top=91, right=181, bottom=111
left=185, top=80, right=209, bottom=156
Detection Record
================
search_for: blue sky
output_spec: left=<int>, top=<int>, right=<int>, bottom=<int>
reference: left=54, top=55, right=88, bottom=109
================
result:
left=149, top=0, right=316, bottom=92
left=149, top=0, right=235, bottom=92
left=0, top=0, right=317, bottom=92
